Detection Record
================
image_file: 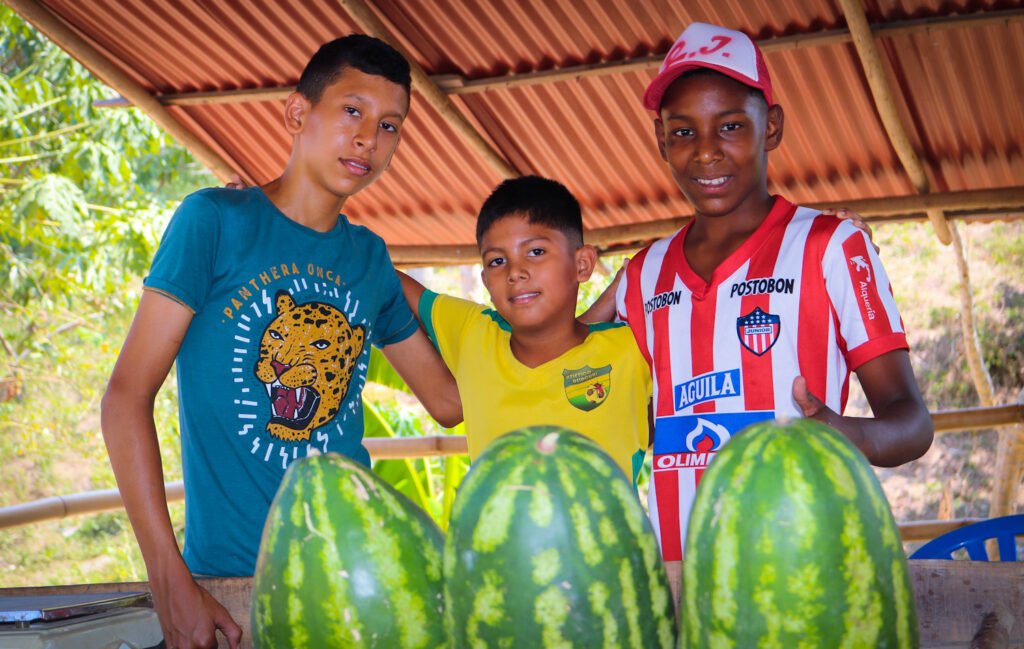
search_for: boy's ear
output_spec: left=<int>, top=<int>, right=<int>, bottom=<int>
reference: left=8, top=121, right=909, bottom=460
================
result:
left=574, top=244, right=598, bottom=282
left=653, top=118, right=668, bottom=161
left=283, top=91, right=311, bottom=135
left=765, top=104, right=784, bottom=152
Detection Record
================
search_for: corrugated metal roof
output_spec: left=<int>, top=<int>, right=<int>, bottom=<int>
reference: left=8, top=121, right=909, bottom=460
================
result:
left=22, top=0, right=1024, bottom=249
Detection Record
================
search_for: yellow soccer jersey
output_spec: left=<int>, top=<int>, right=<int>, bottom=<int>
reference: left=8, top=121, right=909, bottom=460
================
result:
left=420, top=290, right=653, bottom=483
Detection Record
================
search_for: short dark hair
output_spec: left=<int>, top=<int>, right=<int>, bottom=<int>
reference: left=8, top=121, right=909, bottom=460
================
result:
left=296, top=34, right=411, bottom=105
left=476, top=176, right=583, bottom=248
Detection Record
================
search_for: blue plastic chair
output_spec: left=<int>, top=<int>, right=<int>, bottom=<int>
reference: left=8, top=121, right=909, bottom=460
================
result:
left=910, top=514, right=1024, bottom=561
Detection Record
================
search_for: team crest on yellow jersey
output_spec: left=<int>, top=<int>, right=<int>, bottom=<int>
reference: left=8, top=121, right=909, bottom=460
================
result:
left=563, top=364, right=611, bottom=412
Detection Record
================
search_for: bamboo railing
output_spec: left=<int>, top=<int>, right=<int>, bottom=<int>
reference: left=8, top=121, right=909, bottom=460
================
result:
left=1, top=403, right=1021, bottom=532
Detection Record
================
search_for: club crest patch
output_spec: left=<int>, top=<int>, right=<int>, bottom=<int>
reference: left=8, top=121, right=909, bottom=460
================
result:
left=736, top=306, right=780, bottom=356
left=563, top=364, right=611, bottom=412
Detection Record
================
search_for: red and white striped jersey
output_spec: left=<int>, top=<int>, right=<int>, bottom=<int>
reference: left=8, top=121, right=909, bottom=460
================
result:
left=615, top=196, right=908, bottom=561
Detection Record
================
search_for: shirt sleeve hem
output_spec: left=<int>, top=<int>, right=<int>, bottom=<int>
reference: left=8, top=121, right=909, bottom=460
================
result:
left=847, top=333, right=909, bottom=371
left=418, top=289, right=441, bottom=353
left=376, top=314, right=419, bottom=348
left=142, top=281, right=198, bottom=313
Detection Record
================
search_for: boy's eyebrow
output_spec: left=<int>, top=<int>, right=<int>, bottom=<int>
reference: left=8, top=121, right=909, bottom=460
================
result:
left=480, top=234, right=553, bottom=257
left=341, top=93, right=406, bottom=119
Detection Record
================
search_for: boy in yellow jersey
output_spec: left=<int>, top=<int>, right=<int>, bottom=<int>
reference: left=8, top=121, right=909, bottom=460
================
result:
left=400, top=176, right=652, bottom=484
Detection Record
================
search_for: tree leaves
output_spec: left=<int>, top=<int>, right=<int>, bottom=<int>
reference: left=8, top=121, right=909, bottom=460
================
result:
left=0, top=5, right=213, bottom=347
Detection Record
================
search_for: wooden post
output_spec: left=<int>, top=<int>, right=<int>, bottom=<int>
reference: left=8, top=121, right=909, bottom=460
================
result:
left=335, top=0, right=517, bottom=180
left=837, top=0, right=953, bottom=245
left=949, top=225, right=1022, bottom=516
left=990, top=390, right=1024, bottom=517
left=5, top=0, right=242, bottom=184
left=950, top=226, right=996, bottom=407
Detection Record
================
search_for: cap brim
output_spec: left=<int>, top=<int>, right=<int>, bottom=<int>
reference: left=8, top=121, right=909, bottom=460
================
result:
left=643, top=62, right=771, bottom=112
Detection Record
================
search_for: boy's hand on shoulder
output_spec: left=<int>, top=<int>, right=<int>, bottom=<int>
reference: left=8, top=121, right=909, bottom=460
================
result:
left=579, top=257, right=628, bottom=324
left=224, top=174, right=247, bottom=190
left=791, top=375, right=830, bottom=420
left=823, top=207, right=879, bottom=253
left=791, top=376, right=867, bottom=449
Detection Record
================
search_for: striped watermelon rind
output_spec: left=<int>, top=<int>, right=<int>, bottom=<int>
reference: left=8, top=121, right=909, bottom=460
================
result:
left=251, top=452, right=445, bottom=648
left=445, top=425, right=676, bottom=648
left=681, top=418, right=918, bottom=649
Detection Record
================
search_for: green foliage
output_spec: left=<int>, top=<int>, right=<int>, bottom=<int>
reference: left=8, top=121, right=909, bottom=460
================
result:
left=365, top=348, right=469, bottom=530
left=0, top=5, right=213, bottom=322
left=0, top=7, right=209, bottom=587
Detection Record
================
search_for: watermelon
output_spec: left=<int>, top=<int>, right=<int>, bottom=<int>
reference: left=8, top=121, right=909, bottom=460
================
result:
left=250, top=452, right=445, bottom=648
left=680, top=418, right=918, bottom=649
left=444, top=426, right=676, bottom=648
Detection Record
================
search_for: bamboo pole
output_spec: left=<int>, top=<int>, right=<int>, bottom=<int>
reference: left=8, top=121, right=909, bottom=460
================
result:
left=932, top=404, right=1024, bottom=434
left=587, top=187, right=1024, bottom=248
left=898, top=517, right=983, bottom=542
left=837, top=0, right=952, bottom=244
left=5, top=0, right=242, bottom=184
left=94, top=9, right=1024, bottom=108
left=334, top=0, right=517, bottom=180
left=366, top=434, right=468, bottom=459
left=0, top=482, right=184, bottom=530
left=1, top=404, right=1021, bottom=530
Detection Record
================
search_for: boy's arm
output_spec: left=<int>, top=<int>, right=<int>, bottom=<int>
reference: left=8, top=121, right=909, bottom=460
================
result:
left=398, top=270, right=427, bottom=313
left=101, top=291, right=241, bottom=649
left=385, top=270, right=463, bottom=427
left=792, top=350, right=933, bottom=466
left=380, top=330, right=463, bottom=427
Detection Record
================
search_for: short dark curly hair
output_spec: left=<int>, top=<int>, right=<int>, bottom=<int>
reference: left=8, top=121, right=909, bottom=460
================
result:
left=476, top=176, right=583, bottom=248
left=296, top=34, right=411, bottom=105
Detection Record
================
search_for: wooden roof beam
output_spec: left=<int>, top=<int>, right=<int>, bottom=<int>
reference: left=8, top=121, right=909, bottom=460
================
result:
left=6, top=0, right=242, bottom=184
left=335, top=0, right=517, bottom=180
left=387, top=185, right=1024, bottom=265
left=839, top=0, right=953, bottom=245
left=93, top=9, right=1024, bottom=108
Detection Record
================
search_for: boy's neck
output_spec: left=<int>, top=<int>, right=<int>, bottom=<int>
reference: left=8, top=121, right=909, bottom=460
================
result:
left=509, top=318, right=590, bottom=369
left=261, top=171, right=348, bottom=233
left=686, top=191, right=776, bottom=281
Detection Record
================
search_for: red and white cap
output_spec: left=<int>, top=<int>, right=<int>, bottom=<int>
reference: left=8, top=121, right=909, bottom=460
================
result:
left=642, top=22, right=774, bottom=111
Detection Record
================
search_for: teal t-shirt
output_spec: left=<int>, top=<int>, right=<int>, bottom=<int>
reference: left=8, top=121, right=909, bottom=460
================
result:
left=144, top=186, right=417, bottom=576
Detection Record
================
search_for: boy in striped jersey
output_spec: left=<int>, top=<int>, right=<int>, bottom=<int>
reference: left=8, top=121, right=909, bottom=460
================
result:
left=612, top=22, right=933, bottom=564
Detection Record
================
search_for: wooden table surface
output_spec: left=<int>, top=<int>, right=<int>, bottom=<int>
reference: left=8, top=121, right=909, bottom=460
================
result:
left=2, top=560, right=1022, bottom=648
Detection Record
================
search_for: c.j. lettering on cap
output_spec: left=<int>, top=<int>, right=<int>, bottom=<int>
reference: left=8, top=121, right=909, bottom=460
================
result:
left=642, top=22, right=774, bottom=111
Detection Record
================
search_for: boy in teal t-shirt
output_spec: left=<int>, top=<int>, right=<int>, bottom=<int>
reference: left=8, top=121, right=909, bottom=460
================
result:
left=102, top=36, right=460, bottom=648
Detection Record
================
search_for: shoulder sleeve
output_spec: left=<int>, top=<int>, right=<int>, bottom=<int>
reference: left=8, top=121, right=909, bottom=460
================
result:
left=418, top=291, right=487, bottom=370
left=143, top=192, right=221, bottom=312
left=823, top=221, right=908, bottom=370
left=614, top=250, right=653, bottom=367
left=369, top=243, right=418, bottom=348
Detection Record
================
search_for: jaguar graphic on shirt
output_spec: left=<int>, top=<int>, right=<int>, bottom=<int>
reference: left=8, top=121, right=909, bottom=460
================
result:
left=254, top=290, right=365, bottom=442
